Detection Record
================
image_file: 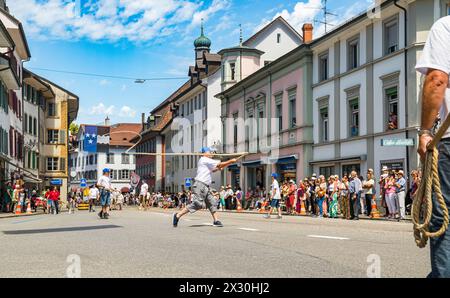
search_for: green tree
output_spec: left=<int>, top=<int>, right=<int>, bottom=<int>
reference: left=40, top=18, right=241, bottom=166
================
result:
left=69, top=123, right=80, bottom=136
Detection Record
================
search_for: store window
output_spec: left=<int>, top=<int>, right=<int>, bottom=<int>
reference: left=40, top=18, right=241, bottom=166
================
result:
left=320, top=166, right=334, bottom=178
left=342, top=164, right=361, bottom=177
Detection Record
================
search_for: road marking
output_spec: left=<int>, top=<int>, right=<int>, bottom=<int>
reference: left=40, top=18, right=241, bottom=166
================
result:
left=307, top=235, right=349, bottom=240
left=238, top=228, right=259, bottom=232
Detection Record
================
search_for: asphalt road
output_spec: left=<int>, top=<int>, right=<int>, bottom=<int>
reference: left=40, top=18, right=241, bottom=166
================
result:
left=0, top=208, right=430, bottom=278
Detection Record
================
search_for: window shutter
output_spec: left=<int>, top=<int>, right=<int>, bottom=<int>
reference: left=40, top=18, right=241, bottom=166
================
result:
left=59, top=130, right=66, bottom=144
left=8, top=90, right=13, bottom=109
left=60, top=158, right=66, bottom=172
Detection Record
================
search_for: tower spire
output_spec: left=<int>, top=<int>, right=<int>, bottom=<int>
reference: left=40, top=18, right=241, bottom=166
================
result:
left=239, top=24, right=243, bottom=46
left=201, top=18, right=204, bottom=36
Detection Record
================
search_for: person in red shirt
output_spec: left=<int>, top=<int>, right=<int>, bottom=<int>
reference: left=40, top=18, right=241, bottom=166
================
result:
left=48, top=187, right=60, bottom=215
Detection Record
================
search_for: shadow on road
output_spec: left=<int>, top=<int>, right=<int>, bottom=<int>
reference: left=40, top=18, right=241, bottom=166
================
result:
left=3, top=225, right=122, bottom=235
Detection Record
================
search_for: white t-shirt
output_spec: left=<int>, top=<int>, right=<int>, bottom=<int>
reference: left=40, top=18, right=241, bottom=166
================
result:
left=140, top=183, right=148, bottom=196
left=89, top=187, right=99, bottom=199
left=271, top=179, right=281, bottom=200
left=97, top=175, right=112, bottom=190
left=416, top=16, right=450, bottom=138
left=195, top=157, right=220, bottom=185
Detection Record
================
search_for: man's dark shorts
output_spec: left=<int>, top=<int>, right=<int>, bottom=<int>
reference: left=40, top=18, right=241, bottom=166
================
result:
left=270, top=199, right=280, bottom=208
left=429, top=139, right=450, bottom=278
left=100, top=189, right=111, bottom=207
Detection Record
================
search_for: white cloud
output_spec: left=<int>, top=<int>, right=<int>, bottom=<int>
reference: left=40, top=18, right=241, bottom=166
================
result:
left=8, top=0, right=230, bottom=43
left=99, top=79, right=111, bottom=86
left=262, top=0, right=373, bottom=38
left=90, top=102, right=116, bottom=115
left=119, top=106, right=137, bottom=118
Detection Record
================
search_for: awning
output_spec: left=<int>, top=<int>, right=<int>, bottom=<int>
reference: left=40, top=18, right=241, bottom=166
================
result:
left=270, top=154, right=298, bottom=164
left=242, top=160, right=261, bottom=168
left=309, top=155, right=367, bottom=165
left=228, top=164, right=240, bottom=171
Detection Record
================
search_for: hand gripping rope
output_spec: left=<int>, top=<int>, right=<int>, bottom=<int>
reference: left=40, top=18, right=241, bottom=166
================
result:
left=412, top=116, right=450, bottom=248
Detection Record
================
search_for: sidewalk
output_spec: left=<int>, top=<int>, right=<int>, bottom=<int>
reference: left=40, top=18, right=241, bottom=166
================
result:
left=219, top=209, right=412, bottom=222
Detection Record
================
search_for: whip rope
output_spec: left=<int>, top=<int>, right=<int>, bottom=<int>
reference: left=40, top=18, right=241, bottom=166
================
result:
left=412, top=116, right=450, bottom=248
left=100, top=130, right=249, bottom=159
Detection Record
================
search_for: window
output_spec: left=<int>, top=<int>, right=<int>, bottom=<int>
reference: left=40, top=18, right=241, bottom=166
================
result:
left=347, top=37, right=359, bottom=70
left=349, top=99, right=359, bottom=137
left=120, top=170, right=130, bottom=180
left=386, top=87, right=399, bottom=130
left=342, top=164, right=360, bottom=177
left=447, top=3, right=450, bottom=15
left=288, top=89, right=297, bottom=128
left=47, top=130, right=59, bottom=144
left=276, top=102, right=282, bottom=131
left=0, top=82, right=8, bottom=113
left=277, top=33, right=281, bottom=43
left=28, top=115, right=32, bottom=134
left=320, top=107, right=329, bottom=142
left=48, top=102, right=57, bottom=117
left=384, top=17, right=399, bottom=54
left=107, top=153, right=115, bottom=164
left=33, top=118, right=37, bottom=136
left=230, top=62, right=236, bottom=81
left=24, top=113, right=28, bottom=134
left=319, top=52, right=329, bottom=81
left=320, top=166, right=334, bottom=178
left=233, top=113, right=238, bottom=153
left=122, top=153, right=130, bottom=164
left=47, top=157, right=58, bottom=171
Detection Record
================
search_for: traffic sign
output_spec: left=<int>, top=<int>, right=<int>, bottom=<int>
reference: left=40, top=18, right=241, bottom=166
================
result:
left=185, top=178, right=192, bottom=188
left=80, top=178, right=87, bottom=188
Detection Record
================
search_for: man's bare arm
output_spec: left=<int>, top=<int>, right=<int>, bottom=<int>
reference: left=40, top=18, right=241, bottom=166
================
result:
left=418, top=69, right=449, bottom=160
left=421, top=69, right=449, bottom=129
left=214, top=159, right=238, bottom=172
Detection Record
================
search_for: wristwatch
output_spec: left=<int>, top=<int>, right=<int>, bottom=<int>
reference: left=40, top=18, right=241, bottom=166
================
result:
left=418, top=129, right=434, bottom=137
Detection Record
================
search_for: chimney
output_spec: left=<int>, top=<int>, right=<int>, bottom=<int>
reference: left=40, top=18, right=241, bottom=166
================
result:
left=141, top=113, right=146, bottom=130
left=105, top=116, right=110, bottom=126
left=302, top=23, right=313, bottom=44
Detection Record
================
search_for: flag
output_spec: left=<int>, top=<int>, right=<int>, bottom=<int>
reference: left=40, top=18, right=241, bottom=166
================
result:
left=83, top=126, right=98, bottom=153
left=130, top=172, right=140, bottom=188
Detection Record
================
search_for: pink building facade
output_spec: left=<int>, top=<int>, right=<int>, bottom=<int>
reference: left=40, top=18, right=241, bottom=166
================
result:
left=217, top=45, right=313, bottom=191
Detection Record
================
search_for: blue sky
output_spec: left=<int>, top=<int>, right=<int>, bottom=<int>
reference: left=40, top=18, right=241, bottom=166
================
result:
left=8, top=0, right=373, bottom=125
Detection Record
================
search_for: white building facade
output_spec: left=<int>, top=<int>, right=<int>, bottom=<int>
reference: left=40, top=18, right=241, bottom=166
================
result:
left=311, top=0, right=450, bottom=179
left=69, top=123, right=140, bottom=192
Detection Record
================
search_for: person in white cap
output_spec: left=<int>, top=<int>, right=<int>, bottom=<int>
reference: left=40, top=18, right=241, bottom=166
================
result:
left=173, top=147, right=237, bottom=228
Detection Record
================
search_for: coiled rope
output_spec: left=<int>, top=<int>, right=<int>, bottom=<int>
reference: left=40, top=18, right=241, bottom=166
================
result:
left=412, top=116, right=450, bottom=248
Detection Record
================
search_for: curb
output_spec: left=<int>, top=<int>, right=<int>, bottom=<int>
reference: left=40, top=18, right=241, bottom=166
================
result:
left=0, top=209, right=69, bottom=220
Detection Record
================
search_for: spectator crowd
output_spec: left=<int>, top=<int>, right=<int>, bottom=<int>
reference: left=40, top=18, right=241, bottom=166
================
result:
left=133, top=167, right=421, bottom=221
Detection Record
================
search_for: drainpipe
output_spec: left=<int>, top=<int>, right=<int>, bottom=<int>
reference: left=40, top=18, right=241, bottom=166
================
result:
left=394, top=0, right=410, bottom=177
